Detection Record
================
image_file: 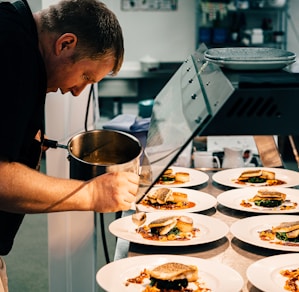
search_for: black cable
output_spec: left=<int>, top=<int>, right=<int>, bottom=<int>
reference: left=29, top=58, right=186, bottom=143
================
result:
left=84, top=84, right=110, bottom=264
left=100, top=213, right=110, bottom=263
left=84, top=84, right=94, bottom=132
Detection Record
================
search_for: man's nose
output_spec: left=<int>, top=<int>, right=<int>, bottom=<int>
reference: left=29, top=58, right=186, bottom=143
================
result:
left=71, top=83, right=89, bottom=96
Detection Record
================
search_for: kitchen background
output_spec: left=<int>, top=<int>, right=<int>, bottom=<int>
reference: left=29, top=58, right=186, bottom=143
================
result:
left=5, top=0, right=299, bottom=291
left=28, top=0, right=299, bottom=59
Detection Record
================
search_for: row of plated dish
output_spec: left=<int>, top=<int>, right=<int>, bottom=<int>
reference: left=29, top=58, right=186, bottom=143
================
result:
left=97, top=166, right=299, bottom=292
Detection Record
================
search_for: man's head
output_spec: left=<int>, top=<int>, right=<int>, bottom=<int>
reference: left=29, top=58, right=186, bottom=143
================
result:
left=35, top=0, right=124, bottom=95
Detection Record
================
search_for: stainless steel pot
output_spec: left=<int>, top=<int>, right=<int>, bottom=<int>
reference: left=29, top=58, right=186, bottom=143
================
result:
left=67, top=129, right=142, bottom=180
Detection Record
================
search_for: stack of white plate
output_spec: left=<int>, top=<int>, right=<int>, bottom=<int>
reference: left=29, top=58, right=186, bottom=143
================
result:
left=204, top=47, right=296, bottom=70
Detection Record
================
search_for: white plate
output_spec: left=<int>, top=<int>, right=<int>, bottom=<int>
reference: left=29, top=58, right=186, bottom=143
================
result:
left=96, top=254, right=244, bottom=292
left=136, top=187, right=217, bottom=213
left=230, top=214, right=299, bottom=252
left=205, top=47, right=296, bottom=61
left=212, top=167, right=299, bottom=188
left=109, top=212, right=229, bottom=246
left=247, top=253, right=299, bottom=292
left=217, top=187, right=299, bottom=214
left=205, top=56, right=295, bottom=70
left=155, top=166, right=209, bottom=187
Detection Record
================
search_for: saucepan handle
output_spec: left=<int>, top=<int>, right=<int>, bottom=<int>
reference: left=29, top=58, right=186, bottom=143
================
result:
left=43, top=139, right=68, bottom=150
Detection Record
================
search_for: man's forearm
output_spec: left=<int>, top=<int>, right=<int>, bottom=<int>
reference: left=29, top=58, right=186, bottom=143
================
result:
left=0, top=161, right=91, bottom=213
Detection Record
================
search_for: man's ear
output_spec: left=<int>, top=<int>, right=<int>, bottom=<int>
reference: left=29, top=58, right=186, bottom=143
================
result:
left=55, top=33, right=77, bottom=55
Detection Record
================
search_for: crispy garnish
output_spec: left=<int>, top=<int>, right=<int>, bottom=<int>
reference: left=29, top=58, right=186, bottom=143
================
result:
left=280, top=268, right=299, bottom=292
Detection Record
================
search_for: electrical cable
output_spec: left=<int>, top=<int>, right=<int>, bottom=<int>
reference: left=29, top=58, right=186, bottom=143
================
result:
left=100, top=213, right=110, bottom=263
left=84, top=84, right=111, bottom=264
left=84, top=84, right=94, bottom=132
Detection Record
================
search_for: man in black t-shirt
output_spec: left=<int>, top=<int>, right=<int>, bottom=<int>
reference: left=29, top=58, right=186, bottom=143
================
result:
left=0, top=1, right=139, bottom=290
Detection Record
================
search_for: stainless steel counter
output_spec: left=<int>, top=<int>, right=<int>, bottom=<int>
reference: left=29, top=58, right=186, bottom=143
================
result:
left=113, top=170, right=294, bottom=292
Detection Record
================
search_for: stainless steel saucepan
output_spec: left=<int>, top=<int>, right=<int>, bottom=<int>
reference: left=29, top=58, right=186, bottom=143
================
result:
left=44, top=129, right=143, bottom=181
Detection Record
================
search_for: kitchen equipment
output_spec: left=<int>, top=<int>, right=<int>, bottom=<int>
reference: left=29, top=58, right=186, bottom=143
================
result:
left=236, top=0, right=249, bottom=9
left=203, top=58, right=295, bottom=70
left=68, top=130, right=142, bottom=180
left=267, top=0, right=286, bottom=8
left=250, top=0, right=266, bottom=8
left=222, top=147, right=252, bottom=168
left=253, top=136, right=283, bottom=167
left=139, top=55, right=160, bottom=72
left=204, top=47, right=296, bottom=61
left=193, top=151, right=220, bottom=168
left=138, top=99, right=154, bottom=118
left=45, top=129, right=142, bottom=181
left=204, top=47, right=296, bottom=70
left=135, top=43, right=299, bottom=203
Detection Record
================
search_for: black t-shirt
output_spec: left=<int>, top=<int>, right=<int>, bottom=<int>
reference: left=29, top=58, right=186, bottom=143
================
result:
left=0, top=0, right=47, bottom=255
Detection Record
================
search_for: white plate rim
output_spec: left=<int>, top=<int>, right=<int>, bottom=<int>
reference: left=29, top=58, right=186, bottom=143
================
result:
left=109, top=212, right=229, bottom=246
left=246, top=253, right=299, bottom=292
left=136, top=187, right=217, bottom=213
left=230, top=214, right=299, bottom=252
left=205, top=57, right=296, bottom=65
left=96, top=254, right=244, bottom=292
left=217, top=186, right=299, bottom=214
left=204, top=47, right=296, bottom=61
left=155, top=166, right=209, bottom=188
left=205, top=57, right=295, bottom=70
left=212, top=167, right=299, bottom=188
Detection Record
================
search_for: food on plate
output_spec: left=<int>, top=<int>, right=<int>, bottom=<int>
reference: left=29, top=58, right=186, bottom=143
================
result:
left=259, top=220, right=299, bottom=246
left=146, top=188, right=175, bottom=204
left=272, top=221, right=299, bottom=241
left=175, top=172, right=190, bottom=183
left=175, top=216, right=194, bottom=233
left=157, top=168, right=190, bottom=185
left=125, top=262, right=211, bottom=292
left=149, top=216, right=179, bottom=236
left=136, top=215, right=199, bottom=241
left=148, top=262, right=198, bottom=290
left=238, top=169, right=275, bottom=182
left=240, top=189, right=298, bottom=210
left=141, top=187, right=196, bottom=210
left=241, top=189, right=285, bottom=207
left=233, top=169, right=286, bottom=186
left=280, top=267, right=299, bottom=292
left=250, top=189, right=286, bottom=207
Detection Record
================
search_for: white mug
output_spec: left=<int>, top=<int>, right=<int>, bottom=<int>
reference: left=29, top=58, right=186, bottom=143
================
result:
left=193, top=151, right=220, bottom=168
left=222, top=147, right=253, bottom=169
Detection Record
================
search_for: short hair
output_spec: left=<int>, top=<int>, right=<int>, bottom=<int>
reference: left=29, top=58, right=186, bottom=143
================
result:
left=39, top=0, right=124, bottom=75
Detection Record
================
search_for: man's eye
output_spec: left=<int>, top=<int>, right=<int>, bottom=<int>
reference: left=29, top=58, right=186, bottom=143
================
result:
left=82, top=74, right=90, bottom=81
